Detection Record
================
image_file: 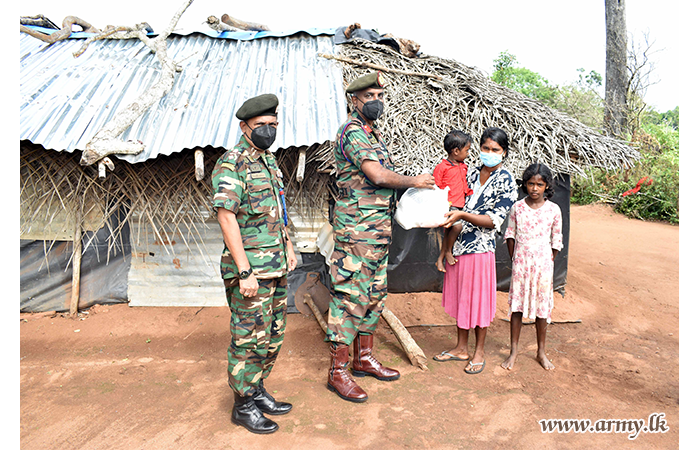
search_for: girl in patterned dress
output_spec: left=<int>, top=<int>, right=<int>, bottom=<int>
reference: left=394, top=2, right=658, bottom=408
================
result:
left=501, top=163, right=563, bottom=371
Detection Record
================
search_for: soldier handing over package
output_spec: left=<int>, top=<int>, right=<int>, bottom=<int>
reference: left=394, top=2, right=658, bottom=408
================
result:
left=326, top=72, right=435, bottom=402
left=212, top=93, right=297, bottom=434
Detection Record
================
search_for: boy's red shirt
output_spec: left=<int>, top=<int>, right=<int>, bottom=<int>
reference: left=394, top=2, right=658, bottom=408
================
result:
left=433, top=158, right=472, bottom=208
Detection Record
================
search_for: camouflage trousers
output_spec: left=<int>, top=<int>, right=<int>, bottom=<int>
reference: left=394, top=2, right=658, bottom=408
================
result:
left=225, top=276, right=287, bottom=397
left=326, top=241, right=388, bottom=346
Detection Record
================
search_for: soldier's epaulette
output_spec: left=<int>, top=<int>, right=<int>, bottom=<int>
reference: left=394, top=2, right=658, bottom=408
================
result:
left=344, top=121, right=373, bottom=140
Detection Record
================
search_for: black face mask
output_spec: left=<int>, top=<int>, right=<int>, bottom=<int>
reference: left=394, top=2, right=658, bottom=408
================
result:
left=358, top=99, right=384, bottom=121
left=246, top=123, right=277, bottom=150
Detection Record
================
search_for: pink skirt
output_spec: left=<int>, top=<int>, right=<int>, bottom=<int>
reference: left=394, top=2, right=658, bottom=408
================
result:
left=442, top=252, right=497, bottom=330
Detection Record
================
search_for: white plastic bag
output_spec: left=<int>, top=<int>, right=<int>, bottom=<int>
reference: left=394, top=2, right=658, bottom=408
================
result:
left=394, top=186, right=450, bottom=230
left=316, top=222, right=334, bottom=267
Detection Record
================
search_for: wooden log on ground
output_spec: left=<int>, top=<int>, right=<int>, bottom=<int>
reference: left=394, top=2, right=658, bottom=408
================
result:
left=304, top=291, right=428, bottom=369
left=304, top=294, right=328, bottom=334
left=381, top=308, right=428, bottom=370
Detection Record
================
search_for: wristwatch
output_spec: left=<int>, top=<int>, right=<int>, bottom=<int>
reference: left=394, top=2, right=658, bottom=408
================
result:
left=239, top=269, right=252, bottom=280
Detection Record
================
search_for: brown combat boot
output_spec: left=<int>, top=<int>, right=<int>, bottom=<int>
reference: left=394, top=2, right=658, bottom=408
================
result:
left=327, top=343, right=368, bottom=403
left=352, top=333, right=400, bottom=381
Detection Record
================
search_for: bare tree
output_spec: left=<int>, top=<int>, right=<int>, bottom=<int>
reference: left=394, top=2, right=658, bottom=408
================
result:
left=626, top=31, right=660, bottom=135
left=605, top=0, right=628, bottom=137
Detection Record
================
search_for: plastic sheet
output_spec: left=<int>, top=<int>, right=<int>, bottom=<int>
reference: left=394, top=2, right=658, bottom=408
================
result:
left=20, top=210, right=132, bottom=312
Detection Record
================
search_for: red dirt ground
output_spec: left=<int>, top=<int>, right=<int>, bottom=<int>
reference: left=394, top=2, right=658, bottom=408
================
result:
left=19, top=204, right=681, bottom=449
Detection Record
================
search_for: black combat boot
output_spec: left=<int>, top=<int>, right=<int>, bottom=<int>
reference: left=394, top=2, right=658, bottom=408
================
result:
left=253, top=380, right=293, bottom=415
left=231, top=392, right=279, bottom=434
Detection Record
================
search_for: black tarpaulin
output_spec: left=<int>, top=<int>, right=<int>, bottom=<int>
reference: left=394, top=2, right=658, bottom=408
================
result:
left=20, top=211, right=132, bottom=313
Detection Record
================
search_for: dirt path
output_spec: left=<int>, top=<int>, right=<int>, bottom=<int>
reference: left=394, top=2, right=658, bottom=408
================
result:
left=19, top=204, right=680, bottom=449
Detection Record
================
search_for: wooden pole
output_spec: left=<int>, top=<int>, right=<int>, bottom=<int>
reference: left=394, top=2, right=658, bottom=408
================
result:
left=304, top=294, right=328, bottom=334
left=381, top=308, right=429, bottom=370
left=304, top=293, right=428, bottom=370
left=69, top=204, right=83, bottom=317
left=296, top=149, right=306, bottom=182
left=194, top=149, right=204, bottom=181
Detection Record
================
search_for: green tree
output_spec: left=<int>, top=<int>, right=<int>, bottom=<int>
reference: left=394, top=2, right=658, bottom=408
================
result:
left=571, top=105, right=679, bottom=224
left=548, top=68, right=605, bottom=129
left=644, top=106, right=679, bottom=130
left=488, top=51, right=679, bottom=223
left=491, top=51, right=556, bottom=103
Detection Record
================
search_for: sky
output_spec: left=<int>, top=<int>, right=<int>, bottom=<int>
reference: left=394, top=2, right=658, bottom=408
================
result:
left=18, top=0, right=683, bottom=112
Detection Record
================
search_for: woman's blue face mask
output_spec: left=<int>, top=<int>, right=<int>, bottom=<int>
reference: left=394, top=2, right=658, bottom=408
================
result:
left=479, top=151, right=503, bottom=167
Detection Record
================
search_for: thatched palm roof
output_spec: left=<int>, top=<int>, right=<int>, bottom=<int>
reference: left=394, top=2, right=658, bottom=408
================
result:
left=322, top=39, right=639, bottom=179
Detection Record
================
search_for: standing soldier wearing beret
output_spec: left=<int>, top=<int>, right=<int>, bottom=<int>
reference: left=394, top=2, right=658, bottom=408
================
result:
left=326, top=72, right=435, bottom=402
left=212, top=93, right=297, bottom=434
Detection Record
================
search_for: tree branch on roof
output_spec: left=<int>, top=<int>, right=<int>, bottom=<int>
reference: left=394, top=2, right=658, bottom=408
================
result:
left=72, top=23, right=154, bottom=58
left=205, top=14, right=270, bottom=33
left=204, top=16, right=239, bottom=32
left=20, top=15, right=99, bottom=44
left=220, top=14, right=270, bottom=31
left=20, top=14, right=59, bottom=30
left=318, top=52, right=442, bottom=81
left=78, top=0, right=195, bottom=166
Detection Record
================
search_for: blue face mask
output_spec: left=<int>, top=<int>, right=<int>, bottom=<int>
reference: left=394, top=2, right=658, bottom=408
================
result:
left=480, top=151, right=503, bottom=167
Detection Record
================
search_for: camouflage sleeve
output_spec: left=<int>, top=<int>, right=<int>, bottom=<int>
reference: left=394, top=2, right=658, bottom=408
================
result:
left=212, top=154, right=245, bottom=214
left=342, top=125, right=381, bottom=169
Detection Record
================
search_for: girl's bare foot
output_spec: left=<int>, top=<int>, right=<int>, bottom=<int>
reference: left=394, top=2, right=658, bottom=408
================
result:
left=537, top=352, right=555, bottom=370
left=501, top=352, right=518, bottom=370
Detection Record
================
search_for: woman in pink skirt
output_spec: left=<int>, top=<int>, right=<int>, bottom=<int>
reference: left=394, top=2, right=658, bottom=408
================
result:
left=433, top=127, right=518, bottom=374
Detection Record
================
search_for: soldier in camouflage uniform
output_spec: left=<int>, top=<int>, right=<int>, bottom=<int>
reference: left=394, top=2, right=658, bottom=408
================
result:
left=326, top=72, right=435, bottom=402
left=212, top=93, right=297, bottom=434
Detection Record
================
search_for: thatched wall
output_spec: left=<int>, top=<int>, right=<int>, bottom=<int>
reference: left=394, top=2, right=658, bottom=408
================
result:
left=20, top=139, right=335, bottom=258
left=20, top=142, right=221, bottom=257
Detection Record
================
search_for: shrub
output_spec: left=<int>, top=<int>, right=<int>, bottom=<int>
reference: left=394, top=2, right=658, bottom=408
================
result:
left=571, top=118, right=679, bottom=224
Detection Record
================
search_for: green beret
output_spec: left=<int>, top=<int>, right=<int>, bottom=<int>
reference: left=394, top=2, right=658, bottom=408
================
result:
left=346, top=71, right=387, bottom=93
left=236, top=93, right=279, bottom=120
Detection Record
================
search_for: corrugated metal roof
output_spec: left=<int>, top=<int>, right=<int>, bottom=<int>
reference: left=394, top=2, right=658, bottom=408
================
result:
left=19, top=27, right=348, bottom=163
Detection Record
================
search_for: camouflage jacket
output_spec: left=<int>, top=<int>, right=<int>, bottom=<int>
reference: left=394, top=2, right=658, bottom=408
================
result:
left=212, top=136, right=289, bottom=282
left=333, top=110, right=396, bottom=245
